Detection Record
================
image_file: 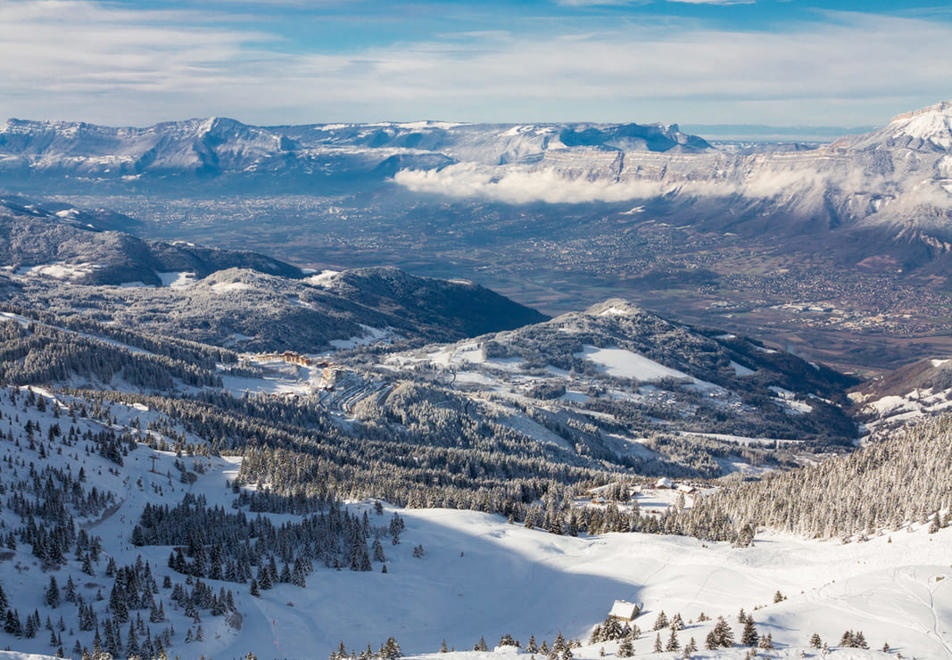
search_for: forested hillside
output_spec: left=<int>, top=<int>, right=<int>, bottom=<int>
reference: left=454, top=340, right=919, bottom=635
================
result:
left=665, top=414, right=952, bottom=543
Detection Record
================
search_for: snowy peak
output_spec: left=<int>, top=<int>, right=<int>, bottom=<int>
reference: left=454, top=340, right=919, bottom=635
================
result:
left=888, top=100, right=952, bottom=149
left=583, top=299, right=646, bottom=318
left=846, top=99, right=952, bottom=152
left=193, top=116, right=295, bottom=153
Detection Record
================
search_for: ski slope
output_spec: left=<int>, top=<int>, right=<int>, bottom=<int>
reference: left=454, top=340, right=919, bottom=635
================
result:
left=0, top=386, right=949, bottom=659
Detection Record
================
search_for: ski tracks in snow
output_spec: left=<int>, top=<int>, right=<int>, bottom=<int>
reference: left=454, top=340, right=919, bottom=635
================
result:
left=894, top=567, right=952, bottom=658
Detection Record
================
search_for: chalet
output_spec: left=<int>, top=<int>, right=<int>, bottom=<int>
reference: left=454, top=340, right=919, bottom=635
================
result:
left=677, top=484, right=698, bottom=494
left=609, top=600, right=640, bottom=622
left=655, top=477, right=673, bottom=489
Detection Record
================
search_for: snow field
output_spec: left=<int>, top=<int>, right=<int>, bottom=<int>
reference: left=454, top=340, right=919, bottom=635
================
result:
left=204, top=504, right=952, bottom=659
left=574, top=346, right=692, bottom=383
left=1, top=385, right=949, bottom=660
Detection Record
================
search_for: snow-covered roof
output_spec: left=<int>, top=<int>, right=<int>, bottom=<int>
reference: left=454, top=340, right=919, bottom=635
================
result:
left=609, top=600, right=639, bottom=619
left=655, top=477, right=673, bottom=488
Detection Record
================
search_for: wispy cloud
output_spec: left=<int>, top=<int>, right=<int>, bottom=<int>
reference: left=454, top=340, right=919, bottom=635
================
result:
left=0, top=1, right=949, bottom=126
left=0, top=1, right=273, bottom=110
left=666, top=0, right=754, bottom=5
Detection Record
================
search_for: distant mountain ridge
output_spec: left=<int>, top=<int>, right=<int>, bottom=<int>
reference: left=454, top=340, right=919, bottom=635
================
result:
left=3, top=101, right=952, bottom=272
left=0, top=116, right=710, bottom=192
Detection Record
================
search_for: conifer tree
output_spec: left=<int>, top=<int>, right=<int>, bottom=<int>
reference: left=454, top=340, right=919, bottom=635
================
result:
left=670, top=612, right=684, bottom=631
left=741, top=618, right=759, bottom=647
left=527, top=635, right=538, bottom=653
left=380, top=636, right=401, bottom=659
left=854, top=631, right=868, bottom=649
left=617, top=637, right=634, bottom=658
left=499, top=634, right=519, bottom=647
left=63, top=576, right=77, bottom=603
left=711, top=616, right=734, bottom=648
left=665, top=628, right=680, bottom=652
left=45, top=576, right=61, bottom=608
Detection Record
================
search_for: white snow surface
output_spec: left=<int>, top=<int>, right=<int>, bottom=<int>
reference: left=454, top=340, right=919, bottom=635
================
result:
left=0, top=387, right=949, bottom=660
left=576, top=345, right=691, bottom=382
left=157, top=271, right=197, bottom=288
left=889, top=101, right=952, bottom=148
left=211, top=280, right=252, bottom=294
left=330, top=324, right=398, bottom=349
left=730, top=361, right=756, bottom=376
left=20, top=262, right=102, bottom=280
left=305, top=269, right=341, bottom=287
left=234, top=508, right=949, bottom=659
left=858, top=385, right=952, bottom=434
left=769, top=386, right=814, bottom=415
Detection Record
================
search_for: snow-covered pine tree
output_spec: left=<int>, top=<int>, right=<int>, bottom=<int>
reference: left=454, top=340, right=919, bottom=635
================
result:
left=665, top=628, right=680, bottom=652
left=45, top=576, right=61, bottom=608
left=618, top=637, right=634, bottom=657
left=741, top=618, right=759, bottom=647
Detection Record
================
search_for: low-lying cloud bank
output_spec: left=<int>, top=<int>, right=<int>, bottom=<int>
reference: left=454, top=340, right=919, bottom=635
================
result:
left=393, top=160, right=952, bottom=209
left=391, top=162, right=800, bottom=204
left=393, top=163, right=666, bottom=204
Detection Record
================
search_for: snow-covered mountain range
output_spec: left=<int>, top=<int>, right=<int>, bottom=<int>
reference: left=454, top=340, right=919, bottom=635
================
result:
left=3, top=101, right=952, bottom=263
left=0, top=116, right=708, bottom=192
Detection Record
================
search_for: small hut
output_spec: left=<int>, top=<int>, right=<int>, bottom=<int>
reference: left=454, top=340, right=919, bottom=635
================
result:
left=609, top=600, right=640, bottom=622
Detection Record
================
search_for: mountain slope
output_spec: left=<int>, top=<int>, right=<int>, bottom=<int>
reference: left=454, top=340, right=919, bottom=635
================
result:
left=0, top=197, right=301, bottom=286
left=0, top=384, right=946, bottom=659
left=849, top=356, right=952, bottom=434
left=0, top=198, right=547, bottom=350
left=331, top=298, right=858, bottom=479
left=669, top=412, right=952, bottom=543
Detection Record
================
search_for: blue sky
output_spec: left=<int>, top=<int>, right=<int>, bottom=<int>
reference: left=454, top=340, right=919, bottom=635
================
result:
left=0, top=0, right=950, bottom=127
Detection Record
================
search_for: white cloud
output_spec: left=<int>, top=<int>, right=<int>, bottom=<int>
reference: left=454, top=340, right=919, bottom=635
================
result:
left=392, top=160, right=828, bottom=204
left=392, top=143, right=952, bottom=206
left=0, top=2, right=949, bottom=126
left=394, top=163, right=667, bottom=203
